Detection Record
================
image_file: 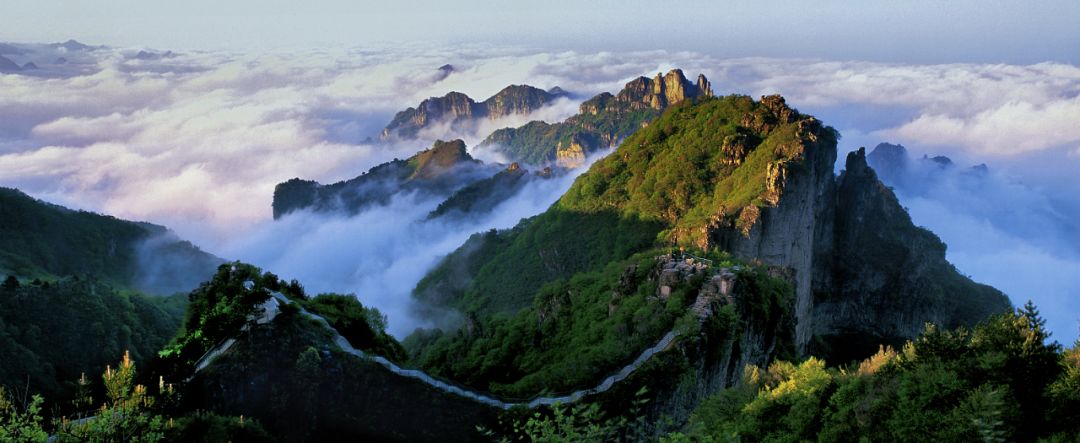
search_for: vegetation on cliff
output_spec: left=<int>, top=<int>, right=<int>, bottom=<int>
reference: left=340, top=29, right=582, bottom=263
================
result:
left=272, top=139, right=488, bottom=218
left=666, top=303, right=1079, bottom=443
left=479, top=69, right=713, bottom=166
left=417, top=94, right=827, bottom=316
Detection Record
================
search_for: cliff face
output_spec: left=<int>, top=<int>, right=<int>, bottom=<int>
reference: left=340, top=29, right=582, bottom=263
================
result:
left=813, top=149, right=1010, bottom=361
left=706, top=122, right=1009, bottom=358
left=709, top=98, right=837, bottom=353
left=479, top=69, right=713, bottom=165
left=380, top=85, right=568, bottom=140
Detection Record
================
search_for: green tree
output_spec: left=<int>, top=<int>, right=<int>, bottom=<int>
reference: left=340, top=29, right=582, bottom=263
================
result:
left=0, top=386, right=48, bottom=442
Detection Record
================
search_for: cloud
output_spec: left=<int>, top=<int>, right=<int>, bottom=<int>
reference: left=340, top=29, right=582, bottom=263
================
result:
left=2, top=43, right=1079, bottom=341
left=218, top=151, right=600, bottom=337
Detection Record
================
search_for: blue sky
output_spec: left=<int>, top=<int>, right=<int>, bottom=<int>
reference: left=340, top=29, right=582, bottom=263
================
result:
left=4, top=0, right=1079, bottom=63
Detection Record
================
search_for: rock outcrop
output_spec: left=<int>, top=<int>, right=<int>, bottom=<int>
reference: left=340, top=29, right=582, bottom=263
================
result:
left=272, top=139, right=489, bottom=219
left=479, top=69, right=714, bottom=165
left=706, top=108, right=1010, bottom=359
left=380, top=85, right=569, bottom=140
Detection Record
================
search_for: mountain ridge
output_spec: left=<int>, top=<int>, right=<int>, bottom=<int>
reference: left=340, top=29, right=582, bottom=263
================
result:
left=380, top=84, right=569, bottom=140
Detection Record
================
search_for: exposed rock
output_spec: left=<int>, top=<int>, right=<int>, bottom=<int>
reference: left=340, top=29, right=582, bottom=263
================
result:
left=555, top=134, right=588, bottom=168
left=435, top=63, right=455, bottom=81
left=272, top=139, right=488, bottom=219
left=381, top=84, right=568, bottom=140
left=480, top=69, right=713, bottom=165
left=408, top=139, right=473, bottom=180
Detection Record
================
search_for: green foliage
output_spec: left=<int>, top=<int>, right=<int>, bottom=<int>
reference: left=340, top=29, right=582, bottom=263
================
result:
left=300, top=293, right=405, bottom=361
left=165, top=411, right=273, bottom=443
left=482, top=388, right=652, bottom=442
left=461, top=209, right=663, bottom=313
left=0, top=386, right=48, bottom=443
left=673, top=304, right=1079, bottom=442
left=0, top=187, right=219, bottom=294
left=0, top=276, right=183, bottom=408
left=55, top=352, right=167, bottom=443
left=481, top=103, right=659, bottom=166
left=157, top=263, right=282, bottom=378
left=412, top=251, right=690, bottom=398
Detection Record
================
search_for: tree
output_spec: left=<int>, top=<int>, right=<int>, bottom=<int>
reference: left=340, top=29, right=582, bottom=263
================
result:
left=0, top=386, right=48, bottom=442
left=54, top=351, right=166, bottom=443
left=1, top=275, right=18, bottom=291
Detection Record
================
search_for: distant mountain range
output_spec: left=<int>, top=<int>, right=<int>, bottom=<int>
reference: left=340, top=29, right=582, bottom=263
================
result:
left=380, top=84, right=570, bottom=140
left=480, top=68, right=713, bottom=166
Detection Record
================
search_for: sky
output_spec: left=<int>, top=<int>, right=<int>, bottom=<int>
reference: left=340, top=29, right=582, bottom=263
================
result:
left=3, top=1, right=1079, bottom=63
left=1, top=2, right=1078, bottom=342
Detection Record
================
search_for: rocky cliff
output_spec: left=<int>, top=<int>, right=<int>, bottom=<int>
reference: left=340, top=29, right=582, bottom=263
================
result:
left=701, top=112, right=1010, bottom=359
left=380, top=85, right=569, bottom=140
left=272, top=139, right=491, bottom=219
left=811, top=148, right=1010, bottom=361
left=479, top=68, right=713, bottom=165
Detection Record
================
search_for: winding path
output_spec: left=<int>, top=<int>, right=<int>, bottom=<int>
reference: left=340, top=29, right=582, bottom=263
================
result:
left=191, top=278, right=717, bottom=410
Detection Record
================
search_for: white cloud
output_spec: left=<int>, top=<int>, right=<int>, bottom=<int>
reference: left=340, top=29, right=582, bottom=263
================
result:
left=2, top=44, right=1080, bottom=340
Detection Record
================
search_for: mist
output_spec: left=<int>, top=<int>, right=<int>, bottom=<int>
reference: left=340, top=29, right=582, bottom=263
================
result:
left=2, top=41, right=1078, bottom=341
left=215, top=151, right=603, bottom=337
left=867, top=145, right=1080, bottom=344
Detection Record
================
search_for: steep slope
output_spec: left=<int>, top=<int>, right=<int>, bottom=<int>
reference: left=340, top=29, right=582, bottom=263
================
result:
left=416, top=93, right=1009, bottom=362
left=425, top=162, right=554, bottom=221
left=272, top=139, right=490, bottom=218
left=814, top=148, right=1010, bottom=361
left=479, top=69, right=713, bottom=165
left=0, top=187, right=222, bottom=294
left=380, top=85, right=569, bottom=140
left=0, top=277, right=184, bottom=405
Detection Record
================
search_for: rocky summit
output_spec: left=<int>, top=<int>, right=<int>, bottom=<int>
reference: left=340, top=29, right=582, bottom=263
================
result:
left=380, top=84, right=569, bottom=140
left=480, top=68, right=713, bottom=166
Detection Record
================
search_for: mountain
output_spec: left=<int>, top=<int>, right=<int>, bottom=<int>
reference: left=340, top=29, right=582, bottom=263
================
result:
left=0, top=55, right=21, bottom=72
left=379, top=85, right=569, bottom=140
left=48, top=39, right=97, bottom=51
left=478, top=68, right=713, bottom=166
left=0, top=43, right=27, bottom=55
left=272, top=139, right=492, bottom=218
left=0, top=187, right=222, bottom=294
left=426, top=162, right=555, bottom=221
left=128, top=90, right=1025, bottom=441
left=0, top=277, right=186, bottom=407
left=414, top=94, right=1008, bottom=366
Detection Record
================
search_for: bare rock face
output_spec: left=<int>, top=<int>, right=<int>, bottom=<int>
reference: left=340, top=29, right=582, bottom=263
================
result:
left=617, top=69, right=714, bottom=111
left=555, top=134, right=588, bottom=168
left=381, top=85, right=568, bottom=140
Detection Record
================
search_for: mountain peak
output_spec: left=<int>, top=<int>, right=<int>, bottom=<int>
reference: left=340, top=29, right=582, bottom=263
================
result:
left=409, top=139, right=474, bottom=180
left=380, top=84, right=568, bottom=140
left=482, top=68, right=714, bottom=165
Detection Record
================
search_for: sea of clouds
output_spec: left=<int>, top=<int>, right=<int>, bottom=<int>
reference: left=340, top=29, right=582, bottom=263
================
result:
left=0, top=43, right=1077, bottom=341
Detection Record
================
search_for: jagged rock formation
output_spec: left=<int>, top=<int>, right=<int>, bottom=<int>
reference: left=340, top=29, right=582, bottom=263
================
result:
left=811, top=148, right=1009, bottom=362
left=272, top=139, right=493, bottom=219
left=380, top=85, right=569, bottom=140
left=480, top=68, right=714, bottom=165
left=420, top=94, right=1009, bottom=365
